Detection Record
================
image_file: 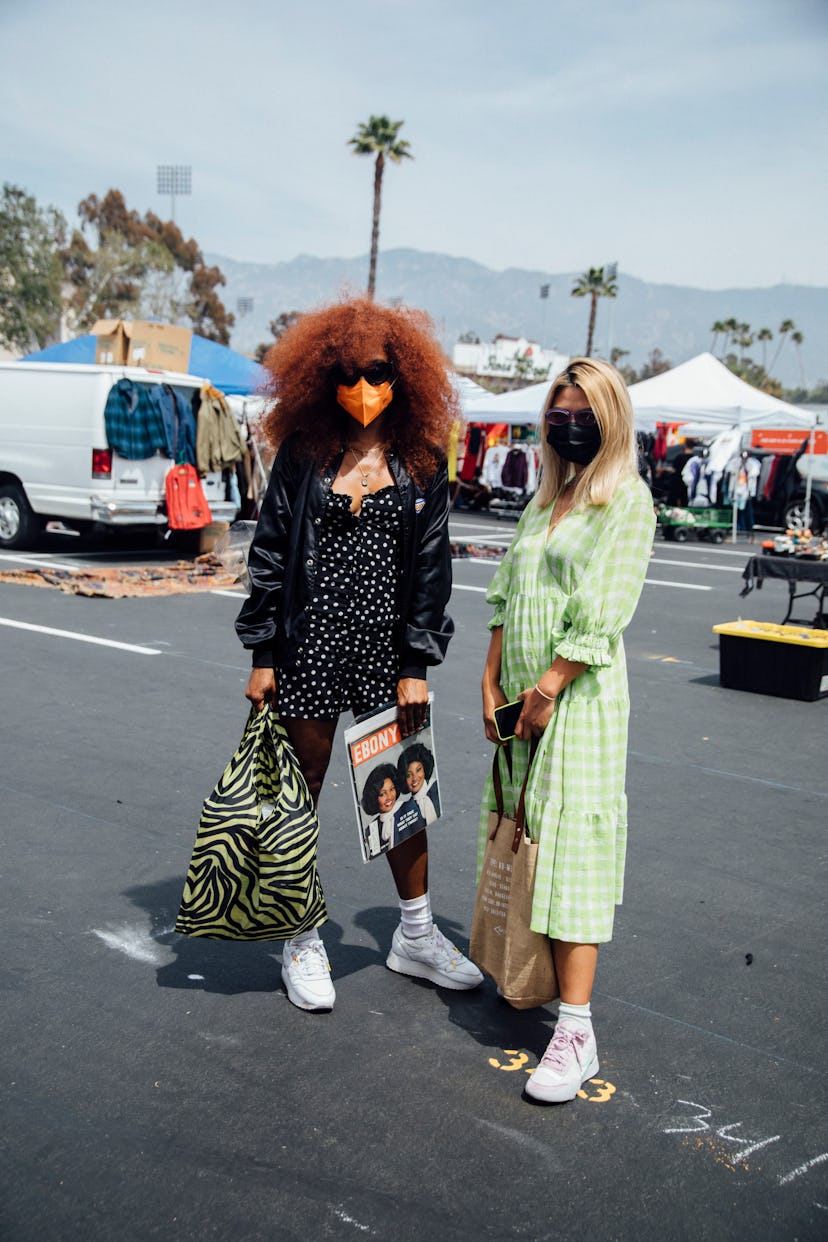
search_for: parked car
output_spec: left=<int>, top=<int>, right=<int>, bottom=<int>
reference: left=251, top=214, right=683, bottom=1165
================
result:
left=0, top=362, right=238, bottom=549
left=749, top=447, right=827, bottom=533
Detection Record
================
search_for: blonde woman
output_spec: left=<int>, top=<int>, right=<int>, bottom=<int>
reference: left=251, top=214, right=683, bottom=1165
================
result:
left=480, top=358, right=655, bottom=1103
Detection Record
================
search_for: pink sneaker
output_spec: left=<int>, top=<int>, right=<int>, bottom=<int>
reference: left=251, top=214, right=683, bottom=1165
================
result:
left=525, top=1020, right=599, bottom=1103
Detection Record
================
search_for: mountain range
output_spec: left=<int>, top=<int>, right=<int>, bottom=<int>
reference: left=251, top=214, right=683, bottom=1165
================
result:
left=206, top=249, right=827, bottom=391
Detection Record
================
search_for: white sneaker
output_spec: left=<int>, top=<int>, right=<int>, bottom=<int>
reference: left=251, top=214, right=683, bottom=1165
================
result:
left=385, top=924, right=483, bottom=991
left=281, top=936, right=336, bottom=1011
left=525, top=1019, right=599, bottom=1103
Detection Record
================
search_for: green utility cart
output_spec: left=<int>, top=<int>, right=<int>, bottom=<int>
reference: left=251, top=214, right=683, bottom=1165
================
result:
left=657, top=504, right=732, bottom=543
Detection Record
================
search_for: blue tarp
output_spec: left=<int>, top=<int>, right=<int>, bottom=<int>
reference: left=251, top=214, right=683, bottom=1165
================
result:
left=22, top=334, right=266, bottom=396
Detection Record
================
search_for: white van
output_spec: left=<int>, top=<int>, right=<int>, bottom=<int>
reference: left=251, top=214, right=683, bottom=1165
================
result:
left=0, top=361, right=239, bottom=548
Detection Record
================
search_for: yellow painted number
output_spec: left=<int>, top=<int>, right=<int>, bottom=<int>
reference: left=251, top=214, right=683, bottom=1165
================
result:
left=488, top=1049, right=530, bottom=1072
left=577, top=1078, right=616, bottom=1102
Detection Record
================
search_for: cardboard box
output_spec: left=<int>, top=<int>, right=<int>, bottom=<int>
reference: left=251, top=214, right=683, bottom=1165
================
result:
left=91, top=320, right=192, bottom=372
left=199, top=520, right=230, bottom=555
left=713, top=620, right=828, bottom=701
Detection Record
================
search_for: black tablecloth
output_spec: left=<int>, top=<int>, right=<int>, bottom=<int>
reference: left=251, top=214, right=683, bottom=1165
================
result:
left=741, top=555, right=828, bottom=595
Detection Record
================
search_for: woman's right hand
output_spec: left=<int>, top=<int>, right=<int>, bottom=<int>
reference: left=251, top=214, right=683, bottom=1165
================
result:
left=482, top=683, right=508, bottom=745
left=245, top=667, right=277, bottom=711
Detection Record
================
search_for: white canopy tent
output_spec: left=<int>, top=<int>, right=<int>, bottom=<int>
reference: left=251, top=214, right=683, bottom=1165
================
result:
left=628, top=352, right=812, bottom=434
left=461, top=379, right=549, bottom=426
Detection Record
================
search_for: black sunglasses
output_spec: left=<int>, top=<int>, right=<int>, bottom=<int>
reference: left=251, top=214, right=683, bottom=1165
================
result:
left=544, top=407, right=597, bottom=427
left=333, top=360, right=396, bottom=388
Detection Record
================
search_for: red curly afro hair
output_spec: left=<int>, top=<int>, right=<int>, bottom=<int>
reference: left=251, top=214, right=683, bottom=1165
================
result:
left=259, top=297, right=460, bottom=487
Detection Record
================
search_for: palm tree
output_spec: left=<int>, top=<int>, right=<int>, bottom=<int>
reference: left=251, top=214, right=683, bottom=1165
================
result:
left=348, top=115, right=413, bottom=298
left=791, top=330, right=806, bottom=387
left=756, top=326, right=773, bottom=370
left=722, top=317, right=739, bottom=359
left=769, top=318, right=796, bottom=373
left=710, top=320, right=727, bottom=355
left=570, top=266, right=618, bottom=356
left=736, top=326, right=754, bottom=362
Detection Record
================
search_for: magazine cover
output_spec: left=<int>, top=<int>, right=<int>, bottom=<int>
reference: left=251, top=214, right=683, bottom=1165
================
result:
left=344, top=694, right=441, bottom=863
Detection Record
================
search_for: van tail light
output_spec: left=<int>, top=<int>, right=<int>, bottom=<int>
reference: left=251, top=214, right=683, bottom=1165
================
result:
left=92, top=448, right=112, bottom=479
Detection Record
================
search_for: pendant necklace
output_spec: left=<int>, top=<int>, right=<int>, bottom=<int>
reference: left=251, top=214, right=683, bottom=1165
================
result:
left=348, top=445, right=386, bottom=490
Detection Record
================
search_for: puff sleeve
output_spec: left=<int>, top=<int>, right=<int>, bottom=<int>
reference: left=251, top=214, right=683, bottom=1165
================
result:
left=556, top=477, right=656, bottom=667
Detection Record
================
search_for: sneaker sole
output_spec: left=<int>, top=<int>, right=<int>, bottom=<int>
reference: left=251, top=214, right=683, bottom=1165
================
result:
left=524, top=1053, right=600, bottom=1103
left=385, top=949, right=483, bottom=991
left=281, top=965, right=335, bottom=1011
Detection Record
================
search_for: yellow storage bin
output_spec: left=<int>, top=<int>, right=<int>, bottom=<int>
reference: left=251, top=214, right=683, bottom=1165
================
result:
left=712, top=620, right=828, bottom=701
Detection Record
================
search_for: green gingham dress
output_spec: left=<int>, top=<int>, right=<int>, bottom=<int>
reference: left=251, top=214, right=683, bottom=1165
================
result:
left=477, top=473, right=656, bottom=943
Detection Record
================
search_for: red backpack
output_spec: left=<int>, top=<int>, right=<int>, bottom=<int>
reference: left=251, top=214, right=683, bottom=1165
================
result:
left=165, top=463, right=212, bottom=530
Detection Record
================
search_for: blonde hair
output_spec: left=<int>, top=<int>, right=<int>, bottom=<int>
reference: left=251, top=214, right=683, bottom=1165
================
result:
left=534, top=357, right=638, bottom=509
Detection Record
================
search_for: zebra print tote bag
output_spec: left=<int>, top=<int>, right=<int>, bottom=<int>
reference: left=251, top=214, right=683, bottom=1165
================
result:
left=175, top=707, right=327, bottom=940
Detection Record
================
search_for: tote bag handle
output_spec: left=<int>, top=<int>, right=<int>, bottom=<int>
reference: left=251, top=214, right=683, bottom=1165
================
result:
left=490, top=736, right=538, bottom=854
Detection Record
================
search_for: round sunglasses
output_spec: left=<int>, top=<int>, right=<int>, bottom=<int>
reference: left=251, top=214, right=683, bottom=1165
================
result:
left=544, top=407, right=597, bottom=427
left=333, top=360, right=396, bottom=388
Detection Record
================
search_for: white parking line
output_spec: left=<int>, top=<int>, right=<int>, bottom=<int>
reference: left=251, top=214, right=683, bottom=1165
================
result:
left=452, top=584, right=488, bottom=593
left=0, top=617, right=162, bottom=654
left=211, top=589, right=246, bottom=598
left=0, top=551, right=82, bottom=570
left=644, top=579, right=712, bottom=591
left=655, top=543, right=757, bottom=559
left=651, top=557, right=743, bottom=573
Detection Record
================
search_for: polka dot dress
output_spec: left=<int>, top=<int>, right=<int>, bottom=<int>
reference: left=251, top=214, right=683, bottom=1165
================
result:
left=277, top=485, right=403, bottom=719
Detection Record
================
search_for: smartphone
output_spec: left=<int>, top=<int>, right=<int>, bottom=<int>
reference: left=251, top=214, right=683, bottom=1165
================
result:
left=494, top=699, right=522, bottom=742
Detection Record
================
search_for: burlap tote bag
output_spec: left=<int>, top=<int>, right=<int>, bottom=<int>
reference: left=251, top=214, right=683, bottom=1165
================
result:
left=175, top=706, right=326, bottom=940
left=470, top=742, right=558, bottom=1009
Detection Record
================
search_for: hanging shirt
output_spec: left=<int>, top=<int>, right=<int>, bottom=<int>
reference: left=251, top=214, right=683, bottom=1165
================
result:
left=104, top=379, right=169, bottom=460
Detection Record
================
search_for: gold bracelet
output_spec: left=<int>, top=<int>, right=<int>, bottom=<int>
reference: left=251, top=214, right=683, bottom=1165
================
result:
left=534, top=682, right=557, bottom=702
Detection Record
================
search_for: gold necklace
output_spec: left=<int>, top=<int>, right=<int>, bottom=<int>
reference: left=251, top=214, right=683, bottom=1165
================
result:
left=347, top=445, right=387, bottom=489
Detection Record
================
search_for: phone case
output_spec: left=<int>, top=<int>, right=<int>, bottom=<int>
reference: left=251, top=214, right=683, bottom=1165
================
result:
left=494, top=699, right=522, bottom=741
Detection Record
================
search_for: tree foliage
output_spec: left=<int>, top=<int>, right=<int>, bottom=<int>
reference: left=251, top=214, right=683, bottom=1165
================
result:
left=348, top=115, right=412, bottom=298
left=570, top=266, right=617, bottom=356
left=62, top=190, right=234, bottom=342
left=708, top=314, right=806, bottom=397
left=254, top=310, right=303, bottom=362
left=0, top=183, right=66, bottom=352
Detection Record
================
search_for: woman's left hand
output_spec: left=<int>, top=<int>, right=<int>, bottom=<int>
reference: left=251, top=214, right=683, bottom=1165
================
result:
left=397, top=677, right=428, bottom=737
left=514, top=685, right=557, bottom=739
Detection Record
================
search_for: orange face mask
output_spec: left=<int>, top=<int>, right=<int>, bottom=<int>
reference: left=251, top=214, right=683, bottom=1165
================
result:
left=336, top=378, right=394, bottom=427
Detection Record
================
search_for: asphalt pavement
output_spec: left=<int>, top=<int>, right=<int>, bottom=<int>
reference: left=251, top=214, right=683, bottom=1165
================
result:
left=1, top=516, right=826, bottom=1241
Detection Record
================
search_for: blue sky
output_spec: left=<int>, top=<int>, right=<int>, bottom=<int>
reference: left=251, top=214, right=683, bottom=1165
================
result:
left=2, top=0, right=826, bottom=289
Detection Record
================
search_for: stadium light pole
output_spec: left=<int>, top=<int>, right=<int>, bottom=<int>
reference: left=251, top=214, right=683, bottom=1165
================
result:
left=236, top=297, right=254, bottom=317
left=605, top=261, right=618, bottom=360
left=156, top=164, right=192, bottom=223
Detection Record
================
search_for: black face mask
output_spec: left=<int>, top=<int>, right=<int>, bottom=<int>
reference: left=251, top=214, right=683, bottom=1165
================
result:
left=545, top=423, right=602, bottom=465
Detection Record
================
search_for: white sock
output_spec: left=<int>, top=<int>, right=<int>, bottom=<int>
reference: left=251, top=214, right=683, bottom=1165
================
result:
left=557, top=1001, right=593, bottom=1034
left=289, top=927, right=321, bottom=949
left=399, top=892, right=433, bottom=939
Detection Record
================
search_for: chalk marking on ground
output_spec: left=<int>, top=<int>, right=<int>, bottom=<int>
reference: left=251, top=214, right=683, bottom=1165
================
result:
left=0, top=616, right=161, bottom=654
left=629, top=749, right=828, bottom=799
left=91, top=924, right=166, bottom=965
left=474, top=1117, right=564, bottom=1166
left=596, top=992, right=817, bottom=1073
left=778, top=1153, right=828, bottom=1186
left=332, top=1208, right=372, bottom=1233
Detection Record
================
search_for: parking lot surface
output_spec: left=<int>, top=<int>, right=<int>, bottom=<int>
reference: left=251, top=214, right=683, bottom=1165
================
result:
left=1, top=516, right=826, bottom=1241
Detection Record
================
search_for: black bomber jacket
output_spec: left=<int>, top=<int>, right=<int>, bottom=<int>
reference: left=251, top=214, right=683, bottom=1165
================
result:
left=235, top=434, right=454, bottom=679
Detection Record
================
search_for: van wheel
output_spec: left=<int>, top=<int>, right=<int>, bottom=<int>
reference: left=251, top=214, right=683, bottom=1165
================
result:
left=0, top=484, right=40, bottom=549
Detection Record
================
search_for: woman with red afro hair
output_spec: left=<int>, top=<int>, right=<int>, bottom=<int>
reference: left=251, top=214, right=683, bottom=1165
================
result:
left=236, top=296, right=483, bottom=1012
